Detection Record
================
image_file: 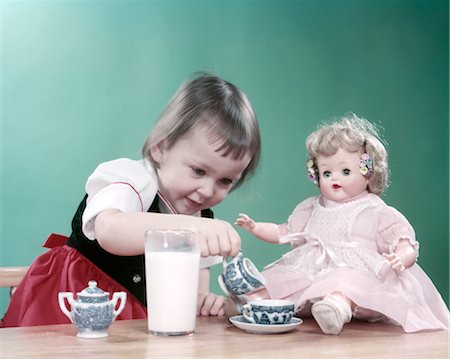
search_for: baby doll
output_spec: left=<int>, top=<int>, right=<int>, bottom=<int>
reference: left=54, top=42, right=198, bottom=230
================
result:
left=236, top=114, right=449, bottom=334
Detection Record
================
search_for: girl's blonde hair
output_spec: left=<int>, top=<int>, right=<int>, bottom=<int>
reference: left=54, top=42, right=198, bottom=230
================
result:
left=306, top=113, right=389, bottom=195
left=142, top=73, right=261, bottom=190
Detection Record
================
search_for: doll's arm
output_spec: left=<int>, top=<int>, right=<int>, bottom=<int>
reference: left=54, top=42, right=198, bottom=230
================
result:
left=382, top=238, right=418, bottom=272
left=235, top=213, right=283, bottom=244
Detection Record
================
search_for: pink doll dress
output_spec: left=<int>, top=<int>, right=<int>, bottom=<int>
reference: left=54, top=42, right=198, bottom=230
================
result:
left=262, top=192, right=449, bottom=332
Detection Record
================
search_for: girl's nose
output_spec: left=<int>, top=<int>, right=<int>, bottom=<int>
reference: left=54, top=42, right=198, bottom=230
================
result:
left=197, top=179, right=215, bottom=198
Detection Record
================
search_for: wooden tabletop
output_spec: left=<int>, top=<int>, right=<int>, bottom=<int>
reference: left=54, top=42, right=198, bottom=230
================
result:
left=1, top=316, right=448, bottom=358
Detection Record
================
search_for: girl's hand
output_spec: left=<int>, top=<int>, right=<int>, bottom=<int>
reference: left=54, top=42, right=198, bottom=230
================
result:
left=197, top=292, right=225, bottom=316
left=383, top=252, right=406, bottom=272
left=197, top=219, right=241, bottom=258
left=235, top=213, right=256, bottom=232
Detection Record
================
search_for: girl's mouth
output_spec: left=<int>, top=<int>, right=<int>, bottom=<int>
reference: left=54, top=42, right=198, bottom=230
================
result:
left=186, top=197, right=202, bottom=209
left=332, top=184, right=341, bottom=190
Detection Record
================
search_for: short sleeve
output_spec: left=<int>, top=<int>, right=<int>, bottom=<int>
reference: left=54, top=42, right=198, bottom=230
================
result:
left=82, top=158, right=158, bottom=239
left=375, top=199, right=418, bottom=254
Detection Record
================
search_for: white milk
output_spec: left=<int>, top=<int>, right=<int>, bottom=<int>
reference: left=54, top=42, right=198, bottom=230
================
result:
left=145, top=251, right=200, bottom=334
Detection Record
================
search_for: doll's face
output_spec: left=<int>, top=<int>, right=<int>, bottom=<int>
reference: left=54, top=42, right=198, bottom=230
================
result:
left=316, top=148, right=369, bottom=203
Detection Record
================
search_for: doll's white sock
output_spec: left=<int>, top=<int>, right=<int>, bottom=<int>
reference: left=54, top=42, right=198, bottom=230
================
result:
left=311, top=294, right=352, bottom=335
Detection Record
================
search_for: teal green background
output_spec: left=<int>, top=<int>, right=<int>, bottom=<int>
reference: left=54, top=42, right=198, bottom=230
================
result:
left=1, top=0, right=448, bottom=316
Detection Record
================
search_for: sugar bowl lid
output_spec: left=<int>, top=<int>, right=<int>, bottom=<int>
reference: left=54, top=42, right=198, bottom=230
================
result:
left=77, top=280, right=110, bottom=302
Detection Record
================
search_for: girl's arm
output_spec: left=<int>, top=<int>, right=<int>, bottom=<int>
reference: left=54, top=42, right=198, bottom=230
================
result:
left=196, top=268, right=225, bottom=316
left=94, top=209, right=241, bottom=258
left=235, top=213, right=287, bottom=243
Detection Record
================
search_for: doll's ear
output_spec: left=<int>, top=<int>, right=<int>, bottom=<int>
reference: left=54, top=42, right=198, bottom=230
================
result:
left=149, top=140, right=166, bottom=164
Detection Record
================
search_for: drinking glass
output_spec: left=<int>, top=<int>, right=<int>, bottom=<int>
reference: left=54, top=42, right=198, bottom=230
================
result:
left=144, top=230, right=200, bottom=336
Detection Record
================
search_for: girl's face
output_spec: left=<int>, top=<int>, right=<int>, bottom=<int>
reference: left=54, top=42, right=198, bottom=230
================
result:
left=316, top=148, right=369, bottom=203
left=151, top=125, right=251, bottom=215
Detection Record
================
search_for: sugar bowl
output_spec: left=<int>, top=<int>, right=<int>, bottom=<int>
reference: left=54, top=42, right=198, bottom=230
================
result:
left=58, top=280, right=127, bottom=338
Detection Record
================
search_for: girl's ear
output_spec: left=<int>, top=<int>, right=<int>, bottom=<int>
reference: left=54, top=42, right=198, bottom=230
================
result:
left=150, top=140, right=166, bottom=164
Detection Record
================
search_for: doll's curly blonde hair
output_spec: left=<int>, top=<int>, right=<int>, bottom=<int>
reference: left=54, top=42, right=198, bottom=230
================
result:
left=305, top=113, right=389, bottom=195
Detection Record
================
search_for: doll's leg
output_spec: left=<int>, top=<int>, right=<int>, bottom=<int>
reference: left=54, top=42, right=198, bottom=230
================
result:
left=311, top=291, right=352, bottom=335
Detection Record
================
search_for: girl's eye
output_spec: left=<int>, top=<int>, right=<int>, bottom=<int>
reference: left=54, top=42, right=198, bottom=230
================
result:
left=220, top=178, right=233, bottom=186
left=192, top=167, right=205, bottom=176
left=342, top=168, right=351, bottom=176
left=322, top=171, right=331, bottom=178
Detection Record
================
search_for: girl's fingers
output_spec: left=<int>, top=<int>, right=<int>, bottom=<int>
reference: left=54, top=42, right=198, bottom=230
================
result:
left=217, top=307, right=225, bottom=317
left=227, top=228, right=241, bottom=257
left=210, top=295, right=225, bottom=316
left=207, top=235, right=221, bottom=256
left=199, top=293, right=225, bottom=316
left=199, top=220, right=241, bottom=257
left=196, top=293, right=207, bottom=315
left=200, top=293, right=215, bottom=316
left=218, top=234, right=232, bottom=257
left=199, top=236, right=210, bottom=257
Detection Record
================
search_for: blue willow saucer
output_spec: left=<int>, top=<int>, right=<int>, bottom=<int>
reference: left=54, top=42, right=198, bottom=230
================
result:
left=229, top=315, right=303, bottom=335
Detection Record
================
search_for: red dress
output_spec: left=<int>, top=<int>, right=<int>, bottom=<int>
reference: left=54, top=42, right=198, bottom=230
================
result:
left=0, top=234, right=147, bottom=327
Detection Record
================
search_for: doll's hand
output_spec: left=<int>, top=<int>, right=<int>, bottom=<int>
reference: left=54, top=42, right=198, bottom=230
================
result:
left=383, top=252, right=406, bottom=272
left=235, top=213, right=256, bottom=232
left=383, top=239, right=417, bottom=273
left=197, top=218, right=241, bottom=258
left=197, top=292, right=225, bottom=317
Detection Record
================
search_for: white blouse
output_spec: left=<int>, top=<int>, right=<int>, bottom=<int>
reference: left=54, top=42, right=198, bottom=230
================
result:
left=81, top=158, right=222, bottom=269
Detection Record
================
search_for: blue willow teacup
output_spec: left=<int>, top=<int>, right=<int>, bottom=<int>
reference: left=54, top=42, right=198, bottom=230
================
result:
left=242, top=299, right=295, bottom=325
left=219, top=252, right=266, bottom=296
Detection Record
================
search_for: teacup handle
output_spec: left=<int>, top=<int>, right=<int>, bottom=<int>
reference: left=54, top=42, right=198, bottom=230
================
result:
left=242, top=303, right=256, bottom=324
left=111, top=292, right=127, bottom=319
left=222, top=250, right=243, bottom=271
left=58, top=292, right=74, bottom=323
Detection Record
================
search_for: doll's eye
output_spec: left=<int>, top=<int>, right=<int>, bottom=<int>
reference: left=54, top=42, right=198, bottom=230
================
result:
left=342, top=168, right=351, bottom=176
left=322, top=171, right=331, bottom=178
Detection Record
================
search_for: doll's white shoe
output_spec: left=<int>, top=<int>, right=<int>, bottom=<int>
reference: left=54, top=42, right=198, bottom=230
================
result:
left=311, top=295, right=352, bottom=335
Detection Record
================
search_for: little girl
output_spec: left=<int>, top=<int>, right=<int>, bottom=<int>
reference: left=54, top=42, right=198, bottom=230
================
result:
left=236, top=114, right=449, bottom=334
left=1, top=73, right=261, bottom=327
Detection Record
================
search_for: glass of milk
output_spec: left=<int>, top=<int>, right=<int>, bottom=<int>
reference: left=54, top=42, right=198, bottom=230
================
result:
left=144, top=229, right=200, bottom=336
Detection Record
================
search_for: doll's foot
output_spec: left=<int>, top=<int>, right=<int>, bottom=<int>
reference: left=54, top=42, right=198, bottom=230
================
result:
left=311, top=295, right=352, bottom=335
